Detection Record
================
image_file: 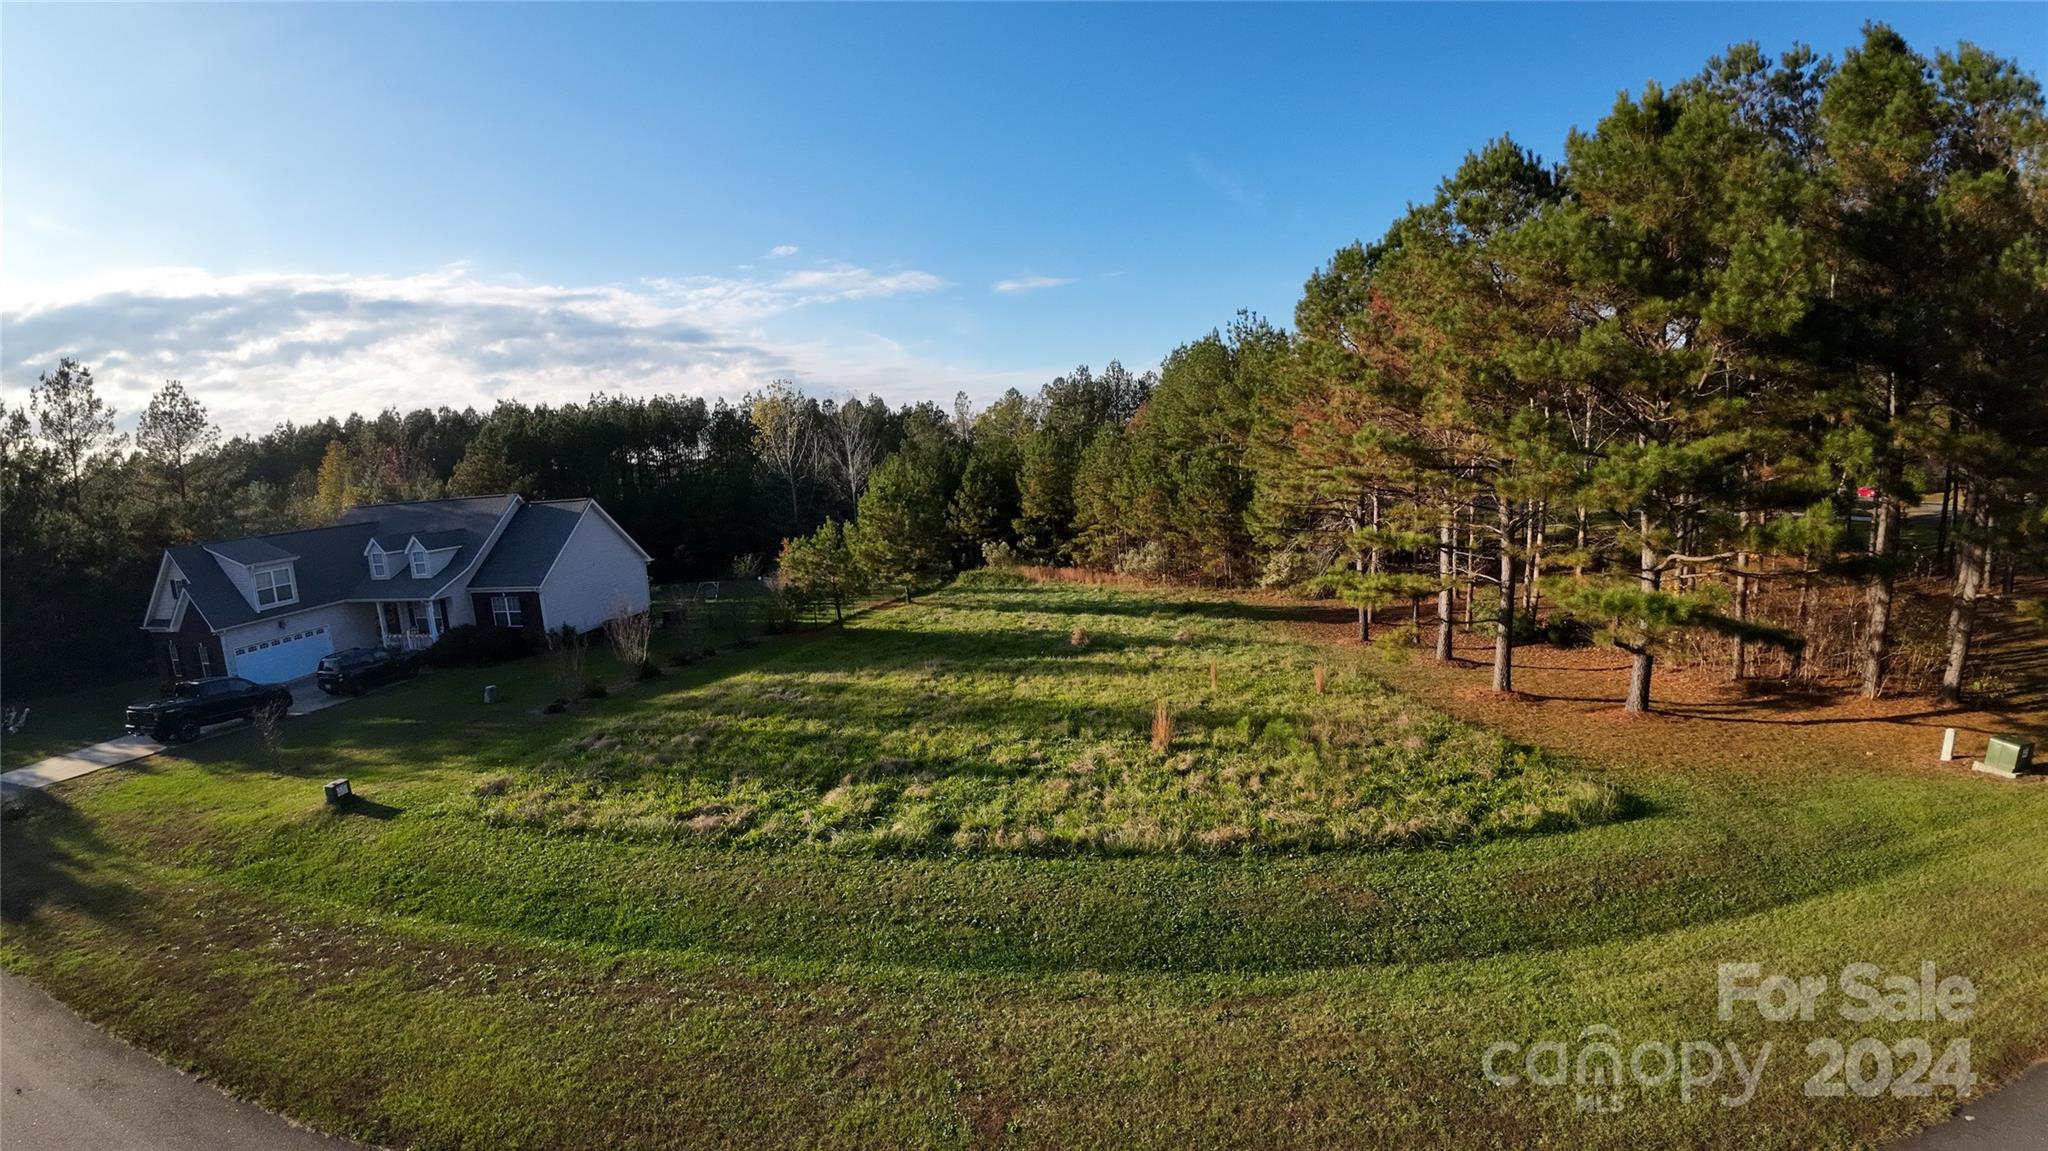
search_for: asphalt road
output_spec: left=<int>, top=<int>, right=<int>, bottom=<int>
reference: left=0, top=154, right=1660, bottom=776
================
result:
left=1896, top=1060, right=2048, bottom=1149
left=0, top=970, right=365, bottom=1151
left=1, top=963, right=2038, bottom=1149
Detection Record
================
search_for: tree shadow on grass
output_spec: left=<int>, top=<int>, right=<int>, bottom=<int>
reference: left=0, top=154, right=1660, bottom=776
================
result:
left=929, top=587, right=1349, bottom=628
left=0, top=788, right=143, bottom=924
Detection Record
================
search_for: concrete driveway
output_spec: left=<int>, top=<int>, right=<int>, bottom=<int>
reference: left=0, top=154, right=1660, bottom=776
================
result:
left=0, top=677, right=349, bottom=799
left=0, top=970, right=368, bottom=1151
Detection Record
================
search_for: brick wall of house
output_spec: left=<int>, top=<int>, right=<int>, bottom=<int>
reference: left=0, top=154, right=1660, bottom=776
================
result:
left=152, top=610, right=226, bottom=683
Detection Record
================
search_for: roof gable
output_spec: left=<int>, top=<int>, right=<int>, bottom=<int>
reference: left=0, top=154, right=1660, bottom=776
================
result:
left=468, top=501, right=586, bottom=589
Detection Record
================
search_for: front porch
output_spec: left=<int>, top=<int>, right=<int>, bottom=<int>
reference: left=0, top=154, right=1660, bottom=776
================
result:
left=376, top=598, right=451, bottom=653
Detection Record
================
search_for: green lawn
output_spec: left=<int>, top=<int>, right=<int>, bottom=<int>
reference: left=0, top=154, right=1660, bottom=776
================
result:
left=2, top=581, right=2045, bottom=1149
left=476, top=575, right=1616, bottom=854
left=0, top=674, right=157, bottom=770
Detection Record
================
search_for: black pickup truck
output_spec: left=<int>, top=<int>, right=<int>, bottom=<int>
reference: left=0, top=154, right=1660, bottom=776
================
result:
left=124, top=677, right=293, bottom=743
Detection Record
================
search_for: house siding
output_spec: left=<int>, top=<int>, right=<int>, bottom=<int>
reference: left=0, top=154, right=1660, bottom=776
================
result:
left=538, top=510, right=652, bottom=633
left=210, top=554, right=303, bottom=615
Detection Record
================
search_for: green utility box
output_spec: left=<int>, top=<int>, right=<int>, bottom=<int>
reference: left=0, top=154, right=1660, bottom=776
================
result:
left=1974, top=736, right=2035, bottom=779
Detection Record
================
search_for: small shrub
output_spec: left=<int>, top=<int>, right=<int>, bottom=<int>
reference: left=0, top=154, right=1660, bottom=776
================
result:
left=474, top=775, right=512, bottom=798
left=1069, top=625, right=1090, bottom=649
left=543, top=699, right=568, bottom=715
left=546, top=625, right=589, bottom=697
left=1966, top=671, right=2019, bottom=704
left=1542, top=613, right=1595, bottom=649
left=956, top=566, right=1033, bottom=589
left=1111, top=540, right=1171, bottom=579
left=1257, top=547, right=1322, bottom=591
left=636, top=660, right=662, bottom=681
left=582, top=679, right=609, bottom=700
left=603, top=605, right=653, bottom=669
left=424, top=624, right=535, bottom=668
left=981, top=540, right=1021, bottom=569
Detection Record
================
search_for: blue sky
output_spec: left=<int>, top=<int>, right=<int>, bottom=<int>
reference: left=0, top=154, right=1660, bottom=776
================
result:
left=3, top=3, right=2042, bottom=434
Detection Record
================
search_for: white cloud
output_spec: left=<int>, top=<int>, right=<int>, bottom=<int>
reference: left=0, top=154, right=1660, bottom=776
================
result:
left=0, top=262, right=1026, bottom=435
left=767, top=244, right=800, bottom=258
left=992, top=275, right=1074, bottom=294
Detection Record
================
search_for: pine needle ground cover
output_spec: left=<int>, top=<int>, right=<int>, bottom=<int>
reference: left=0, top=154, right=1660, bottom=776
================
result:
left=467, top=577, right=1619, bottom=854
left=3, top=580, right=2046, bottom=1150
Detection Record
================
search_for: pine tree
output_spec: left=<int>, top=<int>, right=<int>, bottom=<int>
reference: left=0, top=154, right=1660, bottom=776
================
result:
left=448, top=421, right=532, bottom=497
left=850, top=452, right=950, bottom=601
left=778, top=519, right=868, bottom=623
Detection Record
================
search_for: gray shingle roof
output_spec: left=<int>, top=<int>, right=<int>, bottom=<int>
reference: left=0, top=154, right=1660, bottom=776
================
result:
left=168, top=495, right=519, bottom=629
left=410, top=529, right=469, bottom=551
left=206, top=538, right=299, bottom=565
left=468, top=500, right=589, bottom=589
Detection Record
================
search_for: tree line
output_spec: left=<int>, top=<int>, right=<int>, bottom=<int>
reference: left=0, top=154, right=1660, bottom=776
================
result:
left=4, top=26, right=2041, bottom=714
left=783, top=26, right=2048, bottom=713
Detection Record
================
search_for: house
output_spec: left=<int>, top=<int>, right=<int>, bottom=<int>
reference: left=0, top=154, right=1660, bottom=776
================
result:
left=140, top=494, right=653, bottom=684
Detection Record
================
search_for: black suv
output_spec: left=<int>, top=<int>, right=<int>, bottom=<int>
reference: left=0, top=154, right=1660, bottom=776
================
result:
left=125, top=677, right=294, bottom=743
left=315, top=647, right=420, bottom=696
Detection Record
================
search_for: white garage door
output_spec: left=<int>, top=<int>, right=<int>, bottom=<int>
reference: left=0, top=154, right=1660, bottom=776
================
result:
left=230, top=625, right=334, bottom=683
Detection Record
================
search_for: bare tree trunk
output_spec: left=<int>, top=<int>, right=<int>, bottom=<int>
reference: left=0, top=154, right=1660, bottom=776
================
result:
left=1623, top=643, right=1653, bottom=713
left=1628, top=510, right=1657, bottom=713
left=1861, top=377, right=1900, bottom=700
left=1939, top=489, right=1990, bottom=706
left=1862, top=495, right=1899, bottom=699
left=1436, top=517, right=1454, bottom=661
left=1790, top=567, right=1815, bottom=680
left=1574, top=504, right=1587, bottom=580
left=1461, top=512, right=1475, bottom=628
left=1731, top=557, right=1750, bottom=681
left=1493, top=500, right=1516, bottom=693
left=1354, top=549, right=1369, bottom=642
left=1368, top=493, right=1382, bottom=629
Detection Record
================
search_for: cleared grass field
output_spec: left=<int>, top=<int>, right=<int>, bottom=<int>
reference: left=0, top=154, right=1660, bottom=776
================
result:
left=472, top=575, right=1618, bottom=854
left=2, top=580, right=2045, bottom=1149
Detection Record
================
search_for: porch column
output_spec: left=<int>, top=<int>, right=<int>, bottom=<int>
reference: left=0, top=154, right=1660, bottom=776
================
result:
left=376, top=604, right=391, bottom=647
left=425, top=600, right=440, bottom=644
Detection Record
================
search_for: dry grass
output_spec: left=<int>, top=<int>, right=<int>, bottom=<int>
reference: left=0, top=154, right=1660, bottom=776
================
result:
left=1303, top=578, right=2048, bottom=782
left=1151, top=699, right=1174, bottom=752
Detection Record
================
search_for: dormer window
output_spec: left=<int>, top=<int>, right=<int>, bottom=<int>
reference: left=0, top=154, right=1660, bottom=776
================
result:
left=409, top=547, right=430, bottom=577
left=254, top=565, right=296, bottom=608
left=369, top=550, right=390, bottom=579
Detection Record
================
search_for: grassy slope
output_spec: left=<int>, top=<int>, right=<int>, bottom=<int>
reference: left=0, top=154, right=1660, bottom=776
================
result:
left=0, top=675, right=157, bottom=770
left=2, top=582, right=2045, bottom=1149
